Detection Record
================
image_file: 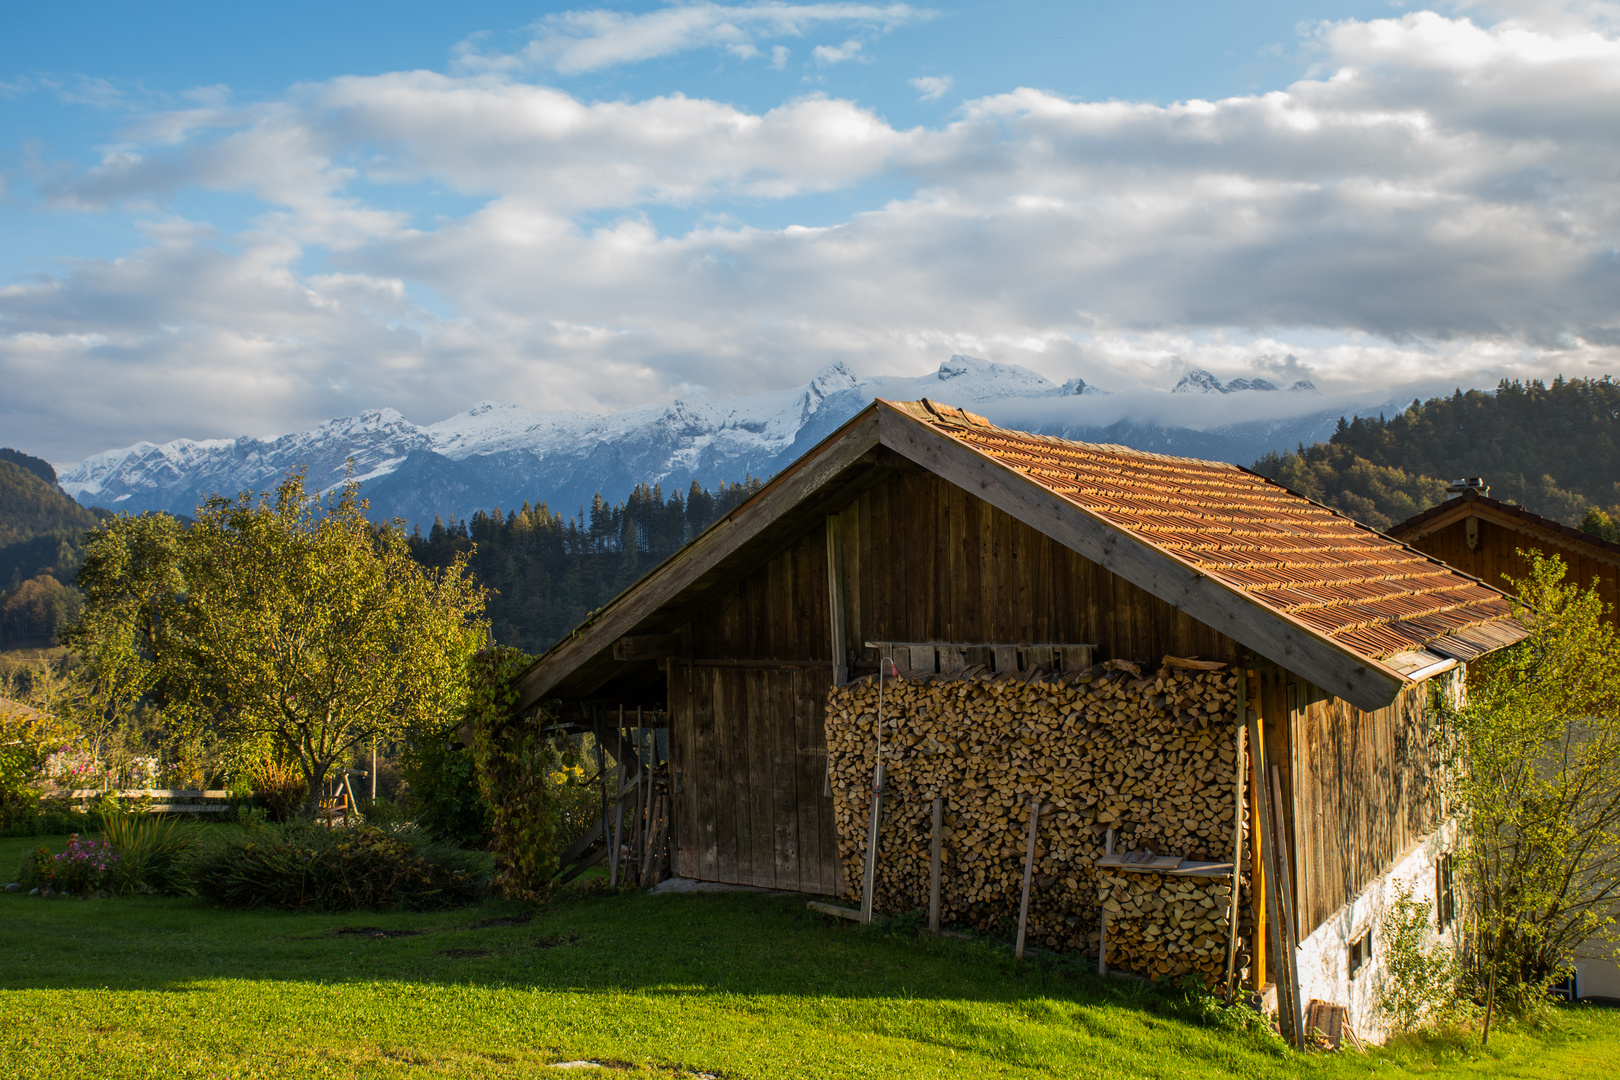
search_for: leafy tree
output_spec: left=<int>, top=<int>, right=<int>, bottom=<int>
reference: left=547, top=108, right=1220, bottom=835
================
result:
left=410, top=476, right=762, bottom=652
left=1252, top=442, right=1448, bottom=531
left=1580, top=507, right=1619, bottom=544
left=71, top=472, right=488, bottom=813
left=1442, top=554, right=1620, bottom=1043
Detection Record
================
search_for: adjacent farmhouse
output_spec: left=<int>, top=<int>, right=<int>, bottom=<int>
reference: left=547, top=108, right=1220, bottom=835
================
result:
left=1391, top=481, right=1620, bottom=1001
left=516, top=399, right=1528, bottom=1041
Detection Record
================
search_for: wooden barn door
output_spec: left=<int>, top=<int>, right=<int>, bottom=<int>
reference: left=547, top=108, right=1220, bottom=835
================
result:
left=668, top=664, right=838, bottom=894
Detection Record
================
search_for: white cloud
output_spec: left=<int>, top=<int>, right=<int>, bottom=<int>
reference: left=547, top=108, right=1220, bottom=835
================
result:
left=9, top=9, right=1620, bottom=460
left=812, top=39, right=863, bottom=64
left=772, top=44, right=791, bottom=67
left=910, top=74, right=951, bottom=101
left=455, top=3, right=929, bottom=75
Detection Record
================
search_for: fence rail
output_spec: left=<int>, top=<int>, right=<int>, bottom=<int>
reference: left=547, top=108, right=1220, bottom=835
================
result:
left=42, top=789, right=237, bottom=814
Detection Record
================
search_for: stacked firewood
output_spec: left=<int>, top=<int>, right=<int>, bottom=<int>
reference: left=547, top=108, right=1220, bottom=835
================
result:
left=825, top=659, right=1253, bottom=983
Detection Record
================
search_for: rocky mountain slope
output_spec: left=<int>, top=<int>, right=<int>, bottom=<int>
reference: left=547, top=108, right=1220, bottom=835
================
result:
left=59, top=357, right=1359, bottom=528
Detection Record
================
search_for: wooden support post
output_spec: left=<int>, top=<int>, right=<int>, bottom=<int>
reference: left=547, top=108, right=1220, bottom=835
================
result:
left=928, top=796, right=943, bottom=933
left=1249, top=706, right=1290, bottom=1041
left=1246, top=683, right=1268, bottom=993
left=860, top=760, right=885, bottom=924
left=1223, top=717, right=1248, bottom=1003
left=1099, top=826, right=1114, bottom=976
left=1270, top=764, right=1306, bottom=1047
left=609, top=761, right=626, bottom=887
left=826, top=516, right=848, bottom=686
left=1015, top=798, right=1041, bottom=960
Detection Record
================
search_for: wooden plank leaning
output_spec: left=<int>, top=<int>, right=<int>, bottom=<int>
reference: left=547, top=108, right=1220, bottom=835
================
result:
left=1270, top=764, right=1307, bottom=1046
left=1247, top=707, right=1294, bottom=1045
left=1223, top=679, right=1249, bottom=1003
left=1015, top=798, right=1041, bottom=960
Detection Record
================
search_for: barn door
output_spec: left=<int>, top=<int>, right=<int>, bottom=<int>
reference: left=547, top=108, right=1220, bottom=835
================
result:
left=668, top=664, right=837, bottom=893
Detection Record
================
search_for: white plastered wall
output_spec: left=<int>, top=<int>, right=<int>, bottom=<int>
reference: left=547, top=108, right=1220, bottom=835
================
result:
left=1293, top=819, right=1459, bottom=1044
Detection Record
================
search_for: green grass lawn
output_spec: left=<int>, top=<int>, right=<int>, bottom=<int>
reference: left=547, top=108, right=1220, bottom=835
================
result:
left=3, top=834, right=1618, bottom=1079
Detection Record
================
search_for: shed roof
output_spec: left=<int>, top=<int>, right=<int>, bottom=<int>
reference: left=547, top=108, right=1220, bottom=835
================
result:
left=894, top=399, right=1527, bottom=671
left=1388, top=488, right=1620, bottom=568
left=516, top=399, right=1527, bottom=713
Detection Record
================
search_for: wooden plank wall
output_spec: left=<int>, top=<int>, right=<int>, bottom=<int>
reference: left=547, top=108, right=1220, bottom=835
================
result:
left=1288, top=678, right=1444, bottom=931
left=1411, top=515, right=1619, bottom=627
left=667, top=664, right=838, bottom=894
left=831, top=468, right=1242, bottom=663
left=669, top=524, right=838, bottom=894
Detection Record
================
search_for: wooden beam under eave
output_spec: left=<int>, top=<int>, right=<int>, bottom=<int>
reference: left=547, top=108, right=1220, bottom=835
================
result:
left=514, top=409, right=884, bottom=710
left=874, top=404, right=1407, bottom=712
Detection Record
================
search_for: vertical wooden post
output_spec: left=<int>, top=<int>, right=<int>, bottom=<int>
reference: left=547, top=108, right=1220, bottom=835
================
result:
left=1223, top=719, right=1247, bottom=1002
left=1246, top=680, right=1268, bottom=993
left=1249, top=701, right=1290, bottom=1042
left=1015, top=798, right=1041, bottom=960
left=826, top=516, right=848, bottom=686
left=609, top=761, right=625, bottom=887
left=860, top=760, right=885, bottom=923
left=1270, top=764, right=1306, bottom=1046
left=1099, top=827, right=1114, bottom=976
left=928, top=796, right=943, bottom=933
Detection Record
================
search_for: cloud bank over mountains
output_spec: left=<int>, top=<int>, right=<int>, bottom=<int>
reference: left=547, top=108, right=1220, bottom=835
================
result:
left=6, top=5, right=1620, bottom=461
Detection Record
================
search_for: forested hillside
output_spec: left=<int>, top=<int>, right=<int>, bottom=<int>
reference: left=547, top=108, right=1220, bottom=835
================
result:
left=410, top=476, right=763, bottom=652
left=1254, top=376, right=1620, bottom=531
left=0, top=450, right=107, bottom=647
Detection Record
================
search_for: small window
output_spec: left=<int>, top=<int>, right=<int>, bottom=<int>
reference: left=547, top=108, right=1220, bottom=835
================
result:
left=1549, top=973, right=1577, bottom=1002
left=1348, top=931, right=1373, bottom=979
left=1437, top=854, right=1456, bottom=931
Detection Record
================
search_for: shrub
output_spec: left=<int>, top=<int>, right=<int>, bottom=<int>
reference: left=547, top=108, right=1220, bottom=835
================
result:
left=96, top=811, right=198, bottom=896
left=247, top=753, right=307, bottom=823
left=188, top=823, right=487, bottom=910
left=1378, top=883, right=1466, bottom=1034
left=400, top=736, right=490, bottom=847
left=18, top=834, right=120, bottom=895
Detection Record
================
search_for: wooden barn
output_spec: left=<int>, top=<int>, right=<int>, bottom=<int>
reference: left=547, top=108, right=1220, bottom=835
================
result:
left=515, top=399, right=1527, bottom=1042
left=1388, top=482, right=1620, bottom=629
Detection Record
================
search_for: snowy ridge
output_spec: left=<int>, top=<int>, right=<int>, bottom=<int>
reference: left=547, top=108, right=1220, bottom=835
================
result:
left=58, top=357, right=1351, bottom=528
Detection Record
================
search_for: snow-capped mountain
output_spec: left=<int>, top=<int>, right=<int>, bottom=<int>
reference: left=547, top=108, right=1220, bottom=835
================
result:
left=59, top=356, right=1355, bottom=528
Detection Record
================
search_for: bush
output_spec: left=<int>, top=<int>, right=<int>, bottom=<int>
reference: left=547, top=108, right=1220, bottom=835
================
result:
left=188, top=823, right=488, bottom=911
left=0, top=807, right=83, bottom=837
left=18, top=834, right=120, bottom=895
left=96, top=811, right=198, bottom=896
left=247, top=753, right=307, bottom=823
left=400, top=737, right=490, bottom=847
left=1378, top=883, right=1466, bottom=1034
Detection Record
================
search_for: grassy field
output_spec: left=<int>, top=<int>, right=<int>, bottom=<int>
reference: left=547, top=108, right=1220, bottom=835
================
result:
left=3, top=833, right=1618, bottom=1079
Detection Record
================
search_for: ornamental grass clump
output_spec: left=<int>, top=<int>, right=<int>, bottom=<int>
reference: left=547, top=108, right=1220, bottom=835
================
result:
left=96, top=811, right=199, bottom=895
left=189, top=822, right=487, bottom=911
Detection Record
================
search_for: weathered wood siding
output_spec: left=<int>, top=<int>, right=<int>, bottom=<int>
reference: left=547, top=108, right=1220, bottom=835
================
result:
left=831, top=468, right=1242, bottom=662
left=1410, top=515, right=1619, bottom=627
left=1288, top=678, right=1444, bottom=931
left=667, top=664, right=838, bottom=893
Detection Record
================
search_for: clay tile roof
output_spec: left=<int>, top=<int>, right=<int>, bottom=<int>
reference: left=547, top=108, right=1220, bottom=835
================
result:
left=887, top=398, right=1524, bottom=666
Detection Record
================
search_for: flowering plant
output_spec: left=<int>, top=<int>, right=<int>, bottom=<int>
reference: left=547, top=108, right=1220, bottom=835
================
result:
left=49, top=833, right=120, bottom=895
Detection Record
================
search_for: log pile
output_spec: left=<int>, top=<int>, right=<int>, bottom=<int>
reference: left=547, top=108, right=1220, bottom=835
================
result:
left=825, top=659, right=1253, bottom=984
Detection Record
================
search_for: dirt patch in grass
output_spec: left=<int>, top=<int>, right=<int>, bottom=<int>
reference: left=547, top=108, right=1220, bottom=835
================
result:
left=535, top=931, right=582, bottom=948
left=329, top=926, right=426, bottom=939
left=439, top=947, right=490, bottom=958
left=470, top=912, right=535, bottom=929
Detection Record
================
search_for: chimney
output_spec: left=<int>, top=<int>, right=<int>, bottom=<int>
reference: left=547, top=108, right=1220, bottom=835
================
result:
left=1446, top=478, right=1488, bottom=497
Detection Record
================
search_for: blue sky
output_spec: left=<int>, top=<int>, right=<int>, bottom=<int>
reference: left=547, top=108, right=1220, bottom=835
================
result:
left=5, top=1, right=1620, bottom=461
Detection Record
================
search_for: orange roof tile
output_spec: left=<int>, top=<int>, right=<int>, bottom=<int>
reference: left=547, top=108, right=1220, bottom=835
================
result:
left=888, top=399, right=1523, bottom=667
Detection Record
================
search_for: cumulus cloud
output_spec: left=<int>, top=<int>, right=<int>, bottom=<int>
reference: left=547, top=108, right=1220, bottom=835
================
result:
left=455, top=2, right=928, bottom=74
left=910, top=74, right=951, bottom=100
left=812, top=39, right=863, bottom=64
left=8, top=9, right=1620, bottom=460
